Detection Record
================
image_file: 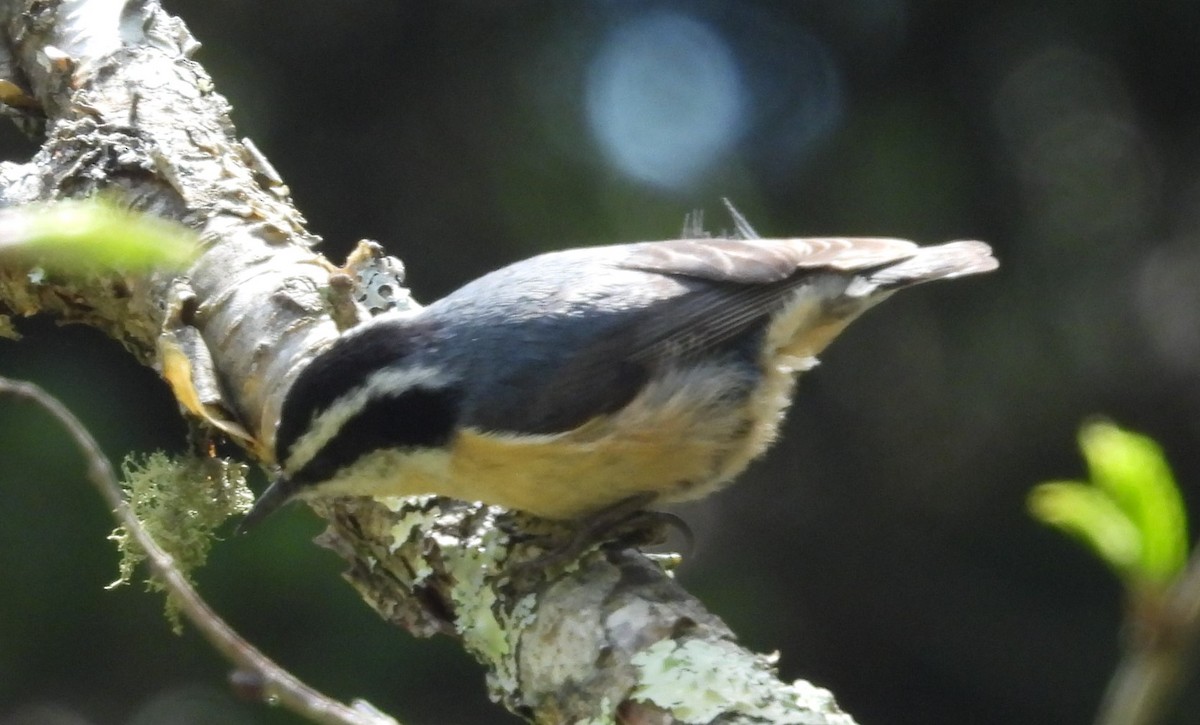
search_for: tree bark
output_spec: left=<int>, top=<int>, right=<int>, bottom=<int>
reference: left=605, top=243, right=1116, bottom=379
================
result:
left=0, top=2, right=857, bottom=723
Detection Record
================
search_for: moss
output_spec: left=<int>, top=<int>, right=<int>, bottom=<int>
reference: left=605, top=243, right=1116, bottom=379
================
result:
left=108, top=452, right=250, bottom=632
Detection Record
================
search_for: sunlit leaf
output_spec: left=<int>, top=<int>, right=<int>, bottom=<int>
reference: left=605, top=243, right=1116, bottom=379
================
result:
left=1031, top=421, right=1190, bottom=591
left=0, top=199, right=197, bottom=271
left=1028, top=480, right=1141, bottom=580
left=1079, top=421, right=1188, bottom=584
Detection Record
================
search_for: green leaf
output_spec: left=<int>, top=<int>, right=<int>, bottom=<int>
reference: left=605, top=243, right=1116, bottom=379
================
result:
left=1028, top=481, right=1141, bottom=580
left=1079, top=421, right=1189, bottom=584
left=1030, top=421, right=1190, bottom=591
left=0, top=199, right=197, bottom=271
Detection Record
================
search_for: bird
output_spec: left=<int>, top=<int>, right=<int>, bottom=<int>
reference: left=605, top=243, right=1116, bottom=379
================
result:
left=239, top=218, right=996, bottom=532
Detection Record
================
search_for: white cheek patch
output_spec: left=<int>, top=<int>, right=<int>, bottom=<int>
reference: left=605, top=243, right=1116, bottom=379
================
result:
left=283, top=365, right=448, bottom=474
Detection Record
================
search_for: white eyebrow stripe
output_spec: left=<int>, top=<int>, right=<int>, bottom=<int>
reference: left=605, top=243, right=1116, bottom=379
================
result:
left=283, top=365, right=449, bottom=474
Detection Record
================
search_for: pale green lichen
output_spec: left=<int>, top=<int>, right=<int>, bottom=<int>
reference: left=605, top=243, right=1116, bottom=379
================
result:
left=631, top=639, right=856, bottom=724
left=447, top=525, right=511, bottom=661
left=383, top=497, right=442, bottom=583
left=384, top=501, right=517, bottom=658
left=108, top=452, right=251, bottom=632
left=453, top=551, right=507, bottom=658
left=573, top=698, right=616, bottom=725
left=379, top=494, right=437, bottom=518
left=489, top=587, right=537, bottom=697
left=440, top=513, right=534, bottom=698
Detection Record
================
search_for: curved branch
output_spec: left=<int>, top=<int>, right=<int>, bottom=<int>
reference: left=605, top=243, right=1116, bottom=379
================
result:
left=0, top=375, right=397, bottom=725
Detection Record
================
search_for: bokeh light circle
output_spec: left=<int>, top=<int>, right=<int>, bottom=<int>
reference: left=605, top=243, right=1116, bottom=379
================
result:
left=584, top=11, right=746, bottom=190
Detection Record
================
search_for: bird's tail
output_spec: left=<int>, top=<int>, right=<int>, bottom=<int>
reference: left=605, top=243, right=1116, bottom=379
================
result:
left=866, top=240, right=998, bottom=289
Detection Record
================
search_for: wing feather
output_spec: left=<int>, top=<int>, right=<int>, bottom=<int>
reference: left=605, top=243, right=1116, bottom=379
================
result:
left=482, top=236, right=997, bottom=434
left=617, top=237, right=922, bottom=284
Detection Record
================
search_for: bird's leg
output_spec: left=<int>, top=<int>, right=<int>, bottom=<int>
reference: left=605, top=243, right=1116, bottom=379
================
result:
left=502, top=493, right=691, bottom=583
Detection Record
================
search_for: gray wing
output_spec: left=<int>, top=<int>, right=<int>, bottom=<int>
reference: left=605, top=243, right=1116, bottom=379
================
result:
left=483, top=237, right=996, bottom=433
left=609, top=237, right=997, bottom=360
left=514, top=278, right=796, bottom=432
left=616, top=237, right=924, bottom=283
left=514, top=238, right=914, bottom=432
left=606, top=237, right=942, bottom=359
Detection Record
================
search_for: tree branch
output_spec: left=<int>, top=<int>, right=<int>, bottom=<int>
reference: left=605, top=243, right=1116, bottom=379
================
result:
left=1095, top=543, right=1200, bottom=725
left=0, top=375, right=397, bottom=725
left=0, top=1, right=857, bottom=721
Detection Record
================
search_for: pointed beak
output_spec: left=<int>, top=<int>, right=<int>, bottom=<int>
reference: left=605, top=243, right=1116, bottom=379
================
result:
left=237, top=475, right=298, bottom=534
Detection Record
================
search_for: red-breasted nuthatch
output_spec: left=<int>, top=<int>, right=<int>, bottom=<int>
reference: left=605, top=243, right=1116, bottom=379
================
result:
left=240, top=233, right=996, bottom=529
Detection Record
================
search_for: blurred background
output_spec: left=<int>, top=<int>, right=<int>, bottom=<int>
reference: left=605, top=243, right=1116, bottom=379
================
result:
left=3, top=0, right=1200, bottom=723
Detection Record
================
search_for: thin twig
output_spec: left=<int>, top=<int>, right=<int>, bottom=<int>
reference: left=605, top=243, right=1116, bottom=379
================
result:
left=1095, top=544, right=1200, bottom=725
left=0, top=375, right=399, bottom=725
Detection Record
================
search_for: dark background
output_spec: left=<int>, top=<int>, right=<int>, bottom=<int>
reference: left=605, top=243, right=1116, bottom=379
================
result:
left=3, top=1, right=1200, bottom=723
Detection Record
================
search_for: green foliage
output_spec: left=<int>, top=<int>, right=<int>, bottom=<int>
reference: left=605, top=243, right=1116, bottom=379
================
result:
left=108, top=452, right=252, bottom=632
left=0, top=199, right=197, bottom=271
left=1030, top=421, right=1190, bottom=591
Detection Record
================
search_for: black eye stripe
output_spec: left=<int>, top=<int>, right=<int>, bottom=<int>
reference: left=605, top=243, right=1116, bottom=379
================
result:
left=287, top=384, right=461, bottom=488
left=275, top=319, right=440, bottom=464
